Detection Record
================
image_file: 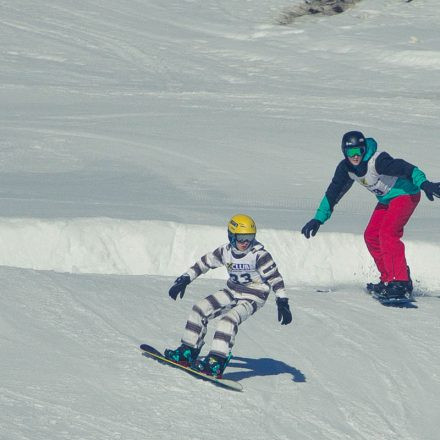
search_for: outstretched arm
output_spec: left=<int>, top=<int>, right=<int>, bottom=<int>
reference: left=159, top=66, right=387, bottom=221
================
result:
left=316, top=161, right=354, bottom=223
left=302, top=161, right=353, bottom=238
left=256, top=251, right=292, bottom=325
left=375, top=152, right=440, bottom=201
left=185, top=245, right=226, bottom=281
left=168, top=245, right=227, bottom=300
left=256, top=250, right=286, bottom=298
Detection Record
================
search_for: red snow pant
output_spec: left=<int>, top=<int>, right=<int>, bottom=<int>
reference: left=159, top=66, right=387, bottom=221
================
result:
left=364, top=192, right=420, bottom=283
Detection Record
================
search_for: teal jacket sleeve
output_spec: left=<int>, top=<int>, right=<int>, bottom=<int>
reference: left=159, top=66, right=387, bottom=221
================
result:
left=411, top=167, right=427, bottom=188
left=314, top=196, right=332, bottom=223
left=313, top=160, right=354, bottom=224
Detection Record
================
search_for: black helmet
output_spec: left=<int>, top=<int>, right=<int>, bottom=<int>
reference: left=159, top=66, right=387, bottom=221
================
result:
left=341, top=131, right=366, bottom=157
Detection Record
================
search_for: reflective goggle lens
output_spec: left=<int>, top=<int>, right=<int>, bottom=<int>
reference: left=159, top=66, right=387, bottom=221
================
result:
left=236, top=234, right=255, bottom=243
left=346, top=147, right=363, bottom=158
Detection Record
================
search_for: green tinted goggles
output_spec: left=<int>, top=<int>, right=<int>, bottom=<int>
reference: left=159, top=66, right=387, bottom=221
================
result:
left=346, top=147, right=364, bottom=158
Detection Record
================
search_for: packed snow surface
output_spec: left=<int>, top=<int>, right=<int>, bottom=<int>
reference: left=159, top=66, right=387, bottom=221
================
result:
left=1, top=1, right=439, bottom=439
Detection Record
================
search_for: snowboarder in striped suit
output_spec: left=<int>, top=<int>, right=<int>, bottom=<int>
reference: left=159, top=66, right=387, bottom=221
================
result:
left=165, top=214, right=292, bottom=378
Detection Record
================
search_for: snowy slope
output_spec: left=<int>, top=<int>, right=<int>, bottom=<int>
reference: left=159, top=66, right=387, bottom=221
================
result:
left=2, top=267, right=440, bottom=440
left=1, top=1, right=440, bottom=439
left=1, top=0, right=439, bottom=230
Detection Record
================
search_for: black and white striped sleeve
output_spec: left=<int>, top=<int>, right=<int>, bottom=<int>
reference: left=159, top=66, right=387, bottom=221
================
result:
left=256, top=250, right=287, bottom=298
left=185, top=245, right=226, bottom=281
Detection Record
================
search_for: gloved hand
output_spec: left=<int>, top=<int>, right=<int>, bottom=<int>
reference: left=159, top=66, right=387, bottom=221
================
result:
left=276, top=297, right=292, bottom=325
left=168, top=275, right=191, bottom=300
left=301, top=219, right=322, bottom=239
left=421, top=181, right=440, bottom=201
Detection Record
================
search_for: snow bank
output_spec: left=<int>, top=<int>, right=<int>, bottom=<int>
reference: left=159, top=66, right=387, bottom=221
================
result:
left=0, top=217, right=438, bottom=291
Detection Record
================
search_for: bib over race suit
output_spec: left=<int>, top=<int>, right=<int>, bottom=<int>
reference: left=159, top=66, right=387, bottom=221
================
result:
left=180, top=240, right=286, bottom=359
left=313, top=137, right=427, bottom=286
left=165, top=214, right=292, bottom=378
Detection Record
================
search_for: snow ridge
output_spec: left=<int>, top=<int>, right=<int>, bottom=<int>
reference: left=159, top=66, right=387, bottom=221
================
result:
left=0, top=217, right=438, bottom=291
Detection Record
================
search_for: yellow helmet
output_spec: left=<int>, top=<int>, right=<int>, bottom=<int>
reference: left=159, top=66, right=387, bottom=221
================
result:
left=228, top=214, right=256, bottom=250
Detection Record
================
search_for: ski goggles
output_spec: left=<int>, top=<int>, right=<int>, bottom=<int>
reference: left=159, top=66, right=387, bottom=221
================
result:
left=345, top=146, right=365, bottom=158
left=236, top=234, right=255, bottom=243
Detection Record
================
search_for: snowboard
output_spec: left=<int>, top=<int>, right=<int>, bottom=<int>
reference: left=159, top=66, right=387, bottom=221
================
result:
left=365, top=288, right=417, bottom=308
left=139, top=344, right=243, bottom=392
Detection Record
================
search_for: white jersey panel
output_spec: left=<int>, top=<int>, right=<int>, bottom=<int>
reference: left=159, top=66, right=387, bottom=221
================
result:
left=185, top=242, right=286, bottom=300
left=223, top=248, right=263, bottom=287
left=348, top=151, right=397, bottom=196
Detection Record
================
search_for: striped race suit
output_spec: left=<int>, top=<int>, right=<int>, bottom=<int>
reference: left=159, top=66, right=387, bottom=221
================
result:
left=180, top=241, right=287, bottom=358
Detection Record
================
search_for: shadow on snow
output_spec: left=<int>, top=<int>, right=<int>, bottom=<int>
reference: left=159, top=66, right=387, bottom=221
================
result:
left=224, top=356, right=306, bottom=383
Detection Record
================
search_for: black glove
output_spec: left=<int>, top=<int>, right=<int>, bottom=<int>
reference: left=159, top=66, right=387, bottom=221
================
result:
left=276, top=297, right=292, bottom=325
left=421, top=181, right=440, bottom=201
left=301, top=219, right=322, bottom=239
left=168, top=275, right=191, bottom=300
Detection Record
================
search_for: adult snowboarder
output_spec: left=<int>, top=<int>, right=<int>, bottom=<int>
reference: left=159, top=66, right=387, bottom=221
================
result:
left=301, top=131, right=440, bottom=299
left=165, top=214, right=292, bottom=378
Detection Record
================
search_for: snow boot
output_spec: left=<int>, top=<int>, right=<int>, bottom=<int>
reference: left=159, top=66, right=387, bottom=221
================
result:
left=366, top=281, right=386, bottom=293
left=193, top=352, right=232, bottom=379
left=383, top=281, right=413, bottom=300
left=369, top=266, right=413, bottom=296
left=164, top=344, right=200, bottom=367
